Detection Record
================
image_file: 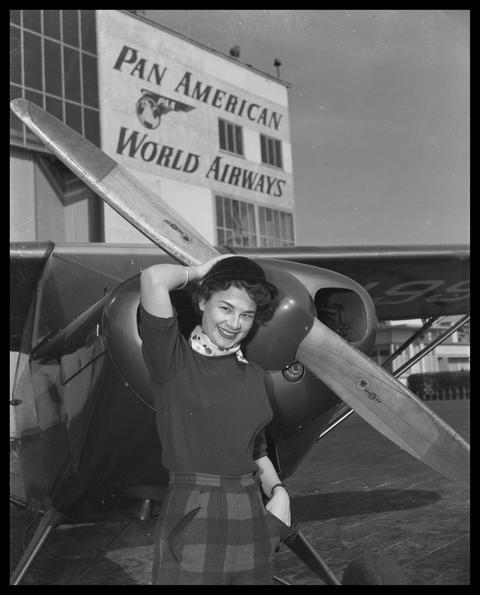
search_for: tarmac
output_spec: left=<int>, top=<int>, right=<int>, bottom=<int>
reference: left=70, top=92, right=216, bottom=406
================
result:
left=10, top=399, right=470, bottom=585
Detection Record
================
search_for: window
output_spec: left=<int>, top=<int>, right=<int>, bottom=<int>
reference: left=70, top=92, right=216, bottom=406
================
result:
left=216, top=195, right=256, bottom=247
left=258, top=207, right=294, bottom=246
left=9, top=10, right=100, bottom=149
left=371, top=347, right=391, bottom=364
left=218, top=118, right=244, bottom=156
left=216, top=197, right=295, bottom=248
left=260, top=134, right=283, bottom=168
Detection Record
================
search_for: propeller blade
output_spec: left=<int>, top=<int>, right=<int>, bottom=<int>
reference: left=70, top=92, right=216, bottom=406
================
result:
left=10, top=98, right=219, bottom=266
left=296, top=318, right=470, bottom=485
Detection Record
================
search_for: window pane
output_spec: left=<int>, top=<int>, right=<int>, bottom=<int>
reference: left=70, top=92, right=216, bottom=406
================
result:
left=62, top=10, right=79, bottom=47
left=259, top=208, right=266, bottom=235
left=260, top=134, right=266, bottom=163
left=280, top=212, right=286, bottom=239
left=216, top=195, right=224, bottom=227
left=10, top=25, right=22, bottom=85
left=44, top=39, right=62, bottom=96
left=10, top=10, right=21, bottom=25
left=274, top=210, right=281, bottom=236
left=286, top=213, right=294, bottom=239
left=23, top=31, right=43, bottom=92
left=84, top=108, right=100, bottom=146
left=43, top=10, right=61, bottom=39
left=80, top=10, right=97, bottom=54
left=240, top=201, right=246, bottom=226
left=267, top=138, right=274, bottom=165
left=247, top=204, right=256, bottom=232
left=10, top=84, right=24, bottom=143
left=46, top=96, right=63, bottom=121
left=275, top=139, right=283, bottom=168
left=225, top=198, right=233, bottom=229
left=217, top=229, right=225, bottom=245
left=65, top=101, right=82, bottom=134
left=235, top=125, right=243, bottom=155
left=23, top=10, right=42, bottom=33
left=82, top=52, right=98, bottom=108
left=63, top=46, right=81, bottom=102
left=226, top=122, right=234, bottom=152
left=219, top=119, right=226, bottom=150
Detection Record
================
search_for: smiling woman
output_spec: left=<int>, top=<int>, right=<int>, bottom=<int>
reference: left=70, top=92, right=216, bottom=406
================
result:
left=138, top=255, right=296, bottom=585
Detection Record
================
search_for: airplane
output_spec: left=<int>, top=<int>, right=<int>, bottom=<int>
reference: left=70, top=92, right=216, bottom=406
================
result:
left=9, top=99, right=470, bottom=585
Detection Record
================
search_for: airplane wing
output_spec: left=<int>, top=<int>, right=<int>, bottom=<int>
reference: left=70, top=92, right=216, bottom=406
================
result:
left=11, top=241, right=469, bottom=352
left=235, top=244, right=470, bottom=321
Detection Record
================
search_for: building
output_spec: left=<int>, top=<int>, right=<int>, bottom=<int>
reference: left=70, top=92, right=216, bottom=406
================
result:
left=10, top=9, right=295, bottom=248
left=372, top=316, right=470, bottom=384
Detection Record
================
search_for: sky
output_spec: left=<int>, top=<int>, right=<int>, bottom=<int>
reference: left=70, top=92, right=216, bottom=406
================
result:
left=142, top=10, right=469, bottom=247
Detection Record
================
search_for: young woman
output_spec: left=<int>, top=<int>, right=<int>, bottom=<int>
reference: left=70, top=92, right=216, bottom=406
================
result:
left=139, top=255, right=293, bottom=585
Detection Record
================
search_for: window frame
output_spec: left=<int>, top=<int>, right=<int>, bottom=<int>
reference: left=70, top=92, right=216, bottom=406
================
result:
left=218, top=118, right=244, bottom=157
left=260, top=133, right=283, bottom=169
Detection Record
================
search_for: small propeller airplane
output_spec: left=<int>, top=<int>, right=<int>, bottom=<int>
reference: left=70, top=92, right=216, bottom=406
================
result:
left=10, top=99, right=469, bottom=585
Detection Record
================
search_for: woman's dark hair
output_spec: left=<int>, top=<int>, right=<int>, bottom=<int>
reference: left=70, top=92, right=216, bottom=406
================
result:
left=190, top=278, right=277, bottom=324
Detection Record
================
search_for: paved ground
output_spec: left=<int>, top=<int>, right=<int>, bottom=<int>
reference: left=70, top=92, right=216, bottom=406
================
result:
left=10, top=400, right=469, bottom=585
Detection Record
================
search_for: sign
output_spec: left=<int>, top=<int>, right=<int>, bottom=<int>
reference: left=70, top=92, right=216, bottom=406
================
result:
left=96, top=11, right=293, bottom=208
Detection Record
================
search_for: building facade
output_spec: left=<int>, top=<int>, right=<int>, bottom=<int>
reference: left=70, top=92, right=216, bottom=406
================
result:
left=10, top=10, right=295, bottom=248
left=372, top=316, right=470, bottom=384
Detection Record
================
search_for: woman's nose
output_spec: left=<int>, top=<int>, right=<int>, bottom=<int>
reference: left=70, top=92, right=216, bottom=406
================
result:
left=226, top=314, right=241, bottom=330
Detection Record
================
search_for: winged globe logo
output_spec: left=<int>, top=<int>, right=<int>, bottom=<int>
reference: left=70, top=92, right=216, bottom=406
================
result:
left=136, top=89, right=195, bottom=130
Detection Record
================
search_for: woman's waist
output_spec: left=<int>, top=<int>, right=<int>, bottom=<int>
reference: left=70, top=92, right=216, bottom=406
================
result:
left=168, top=470, right=258, bottom=489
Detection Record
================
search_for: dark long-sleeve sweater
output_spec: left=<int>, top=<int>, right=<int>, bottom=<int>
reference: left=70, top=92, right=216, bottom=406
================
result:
left=139, top=306, right=274, bottom=476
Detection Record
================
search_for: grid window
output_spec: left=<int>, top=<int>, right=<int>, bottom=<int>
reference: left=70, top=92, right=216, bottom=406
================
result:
left=63, top=46, right=81, bottom=103
left=84, top=108, right=100, bottom=146
left=216, top=197, right=294, bottom=247
left=9, top=10, right=100, bottom=150
left=82, top=53, right=99, bottom=108
left=23, top=10, right=42, bottom=33
left=44, top=39, right=62, bottom=96
left=10, top=25, right=22, bottom=85
left=215, top=195, right=257, bottom=247
left=45, top=95, right=63, bottom=121
left=258, top=206, right=294, bottom=246
left=62, top=9, right=79, bottom=47
left=43, top=10, right=61, bottom=40
left=80, top=11, right=97, bottom=54
left=10, top=10, right=21, bottom=25
left=65, top=101, right=82, bottom=134
left=218, top=119, right=244, bottom=156
left=260, top=134, right=283, bottom=169
left=23, top=31, right=43, bottom=92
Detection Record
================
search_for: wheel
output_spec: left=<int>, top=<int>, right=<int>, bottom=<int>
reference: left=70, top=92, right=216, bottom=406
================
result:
left=342, top=552, right=408, bottom=585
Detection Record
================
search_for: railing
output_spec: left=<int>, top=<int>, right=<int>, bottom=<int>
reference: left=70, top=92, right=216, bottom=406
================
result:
left=419, top=384, right=470, bottom=401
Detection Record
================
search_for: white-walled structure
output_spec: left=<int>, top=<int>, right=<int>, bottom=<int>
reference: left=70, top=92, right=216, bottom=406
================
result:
left=10, top=10, right=295, bottom=248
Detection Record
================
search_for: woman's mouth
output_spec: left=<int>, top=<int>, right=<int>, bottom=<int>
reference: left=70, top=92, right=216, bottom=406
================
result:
left=217, top=327, right=239, bottom=340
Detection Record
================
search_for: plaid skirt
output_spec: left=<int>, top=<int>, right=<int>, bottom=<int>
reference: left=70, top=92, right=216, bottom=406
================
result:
left=152, top=471, right=294, bottom=585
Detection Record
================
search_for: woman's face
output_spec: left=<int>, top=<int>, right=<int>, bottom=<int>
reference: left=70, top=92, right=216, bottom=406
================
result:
left=199, top=285, right=257, bottom=349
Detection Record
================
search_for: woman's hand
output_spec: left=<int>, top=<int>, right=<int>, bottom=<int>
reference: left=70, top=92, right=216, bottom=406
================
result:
left=193, top=254, right=236, bottom=281
left=265, top=488, right=291, bottom=527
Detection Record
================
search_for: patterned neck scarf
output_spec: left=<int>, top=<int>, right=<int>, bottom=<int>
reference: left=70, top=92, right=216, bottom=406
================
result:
left=189, top=325, right=249, bottom=365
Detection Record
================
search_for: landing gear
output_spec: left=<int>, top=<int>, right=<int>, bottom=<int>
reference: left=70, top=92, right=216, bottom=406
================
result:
left=9, top=497, right=154, bottom=586
left=10, top=507, right=65, bottom=585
